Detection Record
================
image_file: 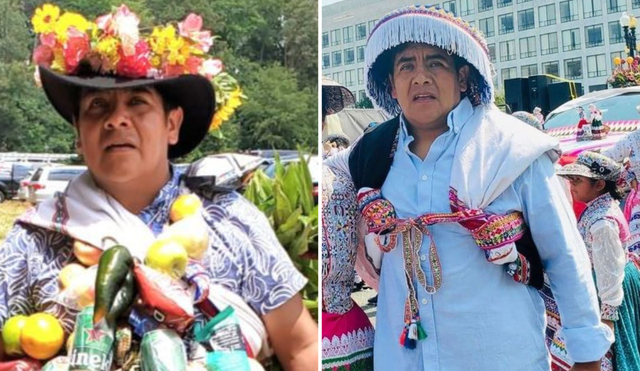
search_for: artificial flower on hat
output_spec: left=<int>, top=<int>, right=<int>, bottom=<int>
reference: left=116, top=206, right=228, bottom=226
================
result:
left=31, top=3, right=245, bottom=135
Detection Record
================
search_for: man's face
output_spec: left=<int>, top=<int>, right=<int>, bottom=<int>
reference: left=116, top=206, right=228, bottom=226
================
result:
left=390, top=43, right=469, bottom=129
left=75, top=87, right=183, bottom=186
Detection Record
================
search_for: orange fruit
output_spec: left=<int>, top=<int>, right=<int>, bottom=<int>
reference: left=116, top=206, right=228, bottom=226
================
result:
left=20, top=313, right=65, bottom=360
left=59, top=263, right=86, bottom=289
left=2, top=315, right=27, bottom=356
left=170, top=194, right=202, bottom=222
left=73, top=240, right=102, bottom=266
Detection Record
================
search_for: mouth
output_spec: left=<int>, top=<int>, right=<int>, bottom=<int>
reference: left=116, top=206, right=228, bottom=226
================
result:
left=104, top=142, right=136, bottom=152
left=413, top=93, right=436, bottom=102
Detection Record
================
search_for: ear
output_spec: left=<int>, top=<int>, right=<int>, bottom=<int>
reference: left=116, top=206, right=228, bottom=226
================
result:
left=73, top=119, right=83, bottom=155
left=594, top=179, right=606, bottom=192
left=458, top=65, right=470, bottom=93
left=389, top=74, right=397, bottom=100
left=166, top=107, right=184, bottom=145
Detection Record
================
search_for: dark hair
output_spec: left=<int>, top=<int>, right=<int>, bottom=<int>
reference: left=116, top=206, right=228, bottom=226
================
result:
left=589, top=178, right=623, bottom=200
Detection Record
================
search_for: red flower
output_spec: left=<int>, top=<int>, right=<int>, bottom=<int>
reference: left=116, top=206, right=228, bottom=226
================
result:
left=184, top=56, right=202, bottom=74
left=33, top=44, right=54, bottom=66
left=63, top=30, right=90, bottom=74
left=163, top=63, right=184, bottom=77
left=116, top=40, right=151, bottom=78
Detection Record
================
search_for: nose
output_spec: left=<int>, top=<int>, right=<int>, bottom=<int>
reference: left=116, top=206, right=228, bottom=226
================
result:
left=104, top=100, right=132, bottom=130
left=413, top=65, right=433, bottom=85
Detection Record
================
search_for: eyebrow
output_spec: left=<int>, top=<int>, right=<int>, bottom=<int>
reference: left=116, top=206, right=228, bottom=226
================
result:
left=394, top=53, right=449, bottom=66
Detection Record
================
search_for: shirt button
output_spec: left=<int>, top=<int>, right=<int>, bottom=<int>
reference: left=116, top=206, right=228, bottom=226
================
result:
left=420, top=255, right=427, bottom=261
left=422, top=298, right=428, bottom=305
left=421, top=175, right=428, bottom=181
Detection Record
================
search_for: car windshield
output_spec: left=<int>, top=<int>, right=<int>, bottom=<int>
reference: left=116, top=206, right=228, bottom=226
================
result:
left=545, top=93, right=640, bottom=130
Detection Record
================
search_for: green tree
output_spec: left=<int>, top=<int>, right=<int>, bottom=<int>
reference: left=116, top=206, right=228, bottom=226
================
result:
left=0, top=0, right=32, bottom=63
left=355, top=96, right=373, bottom=109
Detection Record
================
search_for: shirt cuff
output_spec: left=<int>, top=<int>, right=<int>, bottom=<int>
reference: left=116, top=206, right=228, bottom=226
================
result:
left=564, top=323, right=614, bottom=362
left=601, top=303, right=620, bottom=321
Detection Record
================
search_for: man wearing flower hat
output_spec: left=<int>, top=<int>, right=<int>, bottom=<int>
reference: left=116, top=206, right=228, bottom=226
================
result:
left=325, top=5, right=611, bottom=371
left=0, top=5, right=318, bottom=369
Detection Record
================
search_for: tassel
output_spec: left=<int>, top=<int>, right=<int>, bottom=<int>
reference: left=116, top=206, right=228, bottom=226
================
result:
left=404, top=337, right=417, bottom=349
left=399, top=327, right=407, bottom=346
left=416, top=321, right=428, bottom=340
left=408, top=320, right=418, bottom=340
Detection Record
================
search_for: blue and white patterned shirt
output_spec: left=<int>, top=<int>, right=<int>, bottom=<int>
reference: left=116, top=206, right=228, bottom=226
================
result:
left=0, top=167, right=307, bottom=332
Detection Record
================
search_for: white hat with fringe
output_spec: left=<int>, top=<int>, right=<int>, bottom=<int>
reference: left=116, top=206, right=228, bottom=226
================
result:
left=365, top=4, right=494, bottom=116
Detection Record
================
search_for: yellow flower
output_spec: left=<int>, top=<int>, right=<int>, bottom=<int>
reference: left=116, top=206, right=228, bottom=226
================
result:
left=614, top=57, right=622, bottom=66
left=167, top=36, right=190, bottom=65
left=32, top=4, right=60, bottom=34
left=50, top=48, right=66, bottom=73
left=211, top=89, right=243, bottom=130
left=95, top=36, right=120, bottom=69
left=54, top=12, right=90, bottom=42
left=149, top=25, right=176, bottom=55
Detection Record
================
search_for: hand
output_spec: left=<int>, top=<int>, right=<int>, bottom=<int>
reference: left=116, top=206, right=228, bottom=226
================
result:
left=570, top=361, right=601, bottom=371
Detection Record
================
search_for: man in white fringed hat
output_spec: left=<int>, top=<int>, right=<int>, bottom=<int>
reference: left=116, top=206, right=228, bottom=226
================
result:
left=324, top=5, right=611, bottom=371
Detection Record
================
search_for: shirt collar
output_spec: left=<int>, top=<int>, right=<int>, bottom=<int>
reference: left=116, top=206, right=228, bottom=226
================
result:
left=399, top=97, right=474, bottom=141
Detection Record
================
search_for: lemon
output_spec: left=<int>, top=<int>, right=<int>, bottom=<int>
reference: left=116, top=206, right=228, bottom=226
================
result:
left=59, top=263, right=86, bottom=289
left=170, top=194, right=202, bottom=222
left=20, top=313, right=65, bottom=360
left=2, top=315, right=28, bottom=356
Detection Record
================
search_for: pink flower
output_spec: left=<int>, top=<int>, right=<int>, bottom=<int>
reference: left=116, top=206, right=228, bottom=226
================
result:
left=184, top=56, right=202, bottom=74
left=179, top=13, right=213, bottom=53
left=40, top=33, right=57, bottom=47
left=33, top=44, right=54, bottom=66
left=117, top=40, right=151, bottom=78
left=164, top=63, right=184, bottom=77
left=96, top=13, right=114, bottom=34
left=113, top=5, right=140, bottom=57
left=63, top=30, right=90, bottom=73
left=199, top=58, right=223, bottom=78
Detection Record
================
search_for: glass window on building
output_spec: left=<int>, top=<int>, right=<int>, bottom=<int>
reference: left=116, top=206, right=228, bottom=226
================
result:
left=585, top=24, right=604, bottom=47
left=343, top=26, right=354, bottom=43
left=479, top=0, right=493, bottom=12
left=498, top=0, right=512, bottom=8
left=587, top=54, right=607, bottom=77
left=521, top=64, right=538, bottom=77
left=611, top=51, right=625, bottom=65
left=635, top=0, right=640, bottom=9
left=488, top=43, right=496, bottom=62
left=358, top=90, right=366, bottom=102
left=461, top=0, right=475, bottom=16
left=564, top=57, right=583, bottom=79
left=582, top=0, right=602, bottom=18
left=480, top=17, right=495, bottom=37
left=499, top=40, right=516, bottom=62
left=345, top=70, right=355, bottom=87
left=589, top=84, right=607, bottom=92
left=500, top=67, right=517, bottom=89
left=562, top=28, right=581, bottom=51
left=332, top=51, right=342, bottom=67
left=322, top=32, right=329, bottom=48
left=443, top=0, right=457, bottom=15
left=356, top=23, right=367, bottom=41
left=344, top=48, right=355, bottom=65
left=331, top=29, right=341, bottom=46
left=357, top=45, right=365, bottom=63
left=322, top=53, right=330, bottom=69
left=517, top=0, right=532, bottom=4
left=499, top=13, right=514, bottom=34
left=518, top=9, right=535, bottom=31
left=607, top=0, right=626, bottom=13
left=333, top=72, right=343, bottom=84
left=538, top=4, right=556, bottom=27
left=368, top=19, right=378, bottom=35
left=520, top=36, right=536, bottom=58
left=542, top=61, right=560, bottom=76
left=609, top=21, right=624, bottom=43
left=358, top=68, right=364, bottom=85
left=540, top=32, right=559, bottom=55
left=560, top=0, right=578, bottom=22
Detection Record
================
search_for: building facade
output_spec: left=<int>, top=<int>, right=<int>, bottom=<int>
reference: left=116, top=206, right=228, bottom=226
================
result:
left=322, top=0, right=636, bottom=103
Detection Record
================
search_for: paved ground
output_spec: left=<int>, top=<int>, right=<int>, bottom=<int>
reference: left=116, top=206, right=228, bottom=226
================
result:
left=351, top=287, right=377, bottom=327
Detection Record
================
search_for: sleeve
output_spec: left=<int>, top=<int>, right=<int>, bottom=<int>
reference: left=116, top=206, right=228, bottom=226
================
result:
left=217, top=192, right=308, bottom=316
left=0, top=224, right=33, bottom=327
left=515, top=155, right=614, bottom=363
left=590, top=219, right=626, bottom=321
left=322, top=142, right=352, bottom=175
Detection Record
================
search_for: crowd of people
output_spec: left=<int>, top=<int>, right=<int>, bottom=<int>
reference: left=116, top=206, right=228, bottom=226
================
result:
left=321, top=4, right=640, bottom=371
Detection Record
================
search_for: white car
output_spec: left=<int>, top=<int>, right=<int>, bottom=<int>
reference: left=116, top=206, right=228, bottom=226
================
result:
left=28, top=165, right=87, bottom=203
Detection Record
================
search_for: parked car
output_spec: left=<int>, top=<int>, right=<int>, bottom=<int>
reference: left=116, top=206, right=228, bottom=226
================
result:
left=28, top=165, right=87, bottom=203
left=544, top=87, right=640, bottom=156
left=264, top=155, right=320, bottom=204
left=0, top=162, right=51, bottom=202
left=184, top=153, right=269, bottom=193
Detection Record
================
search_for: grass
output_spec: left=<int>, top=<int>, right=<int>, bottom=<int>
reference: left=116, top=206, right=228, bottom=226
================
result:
left=0, top=201, right=31, bottom=243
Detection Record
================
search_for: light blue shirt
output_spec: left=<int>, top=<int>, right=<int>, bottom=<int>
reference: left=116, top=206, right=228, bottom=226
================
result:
left=325, top=98, right=612, bottom=370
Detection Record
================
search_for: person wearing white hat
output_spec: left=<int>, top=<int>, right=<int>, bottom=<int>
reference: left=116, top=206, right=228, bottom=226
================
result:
left=324, top=4, right=611, bottom=371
